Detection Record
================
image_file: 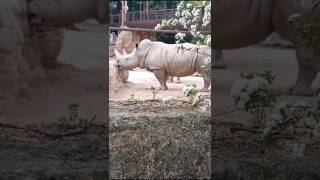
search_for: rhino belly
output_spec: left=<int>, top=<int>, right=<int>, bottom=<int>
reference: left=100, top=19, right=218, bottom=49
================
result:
left=165, top=61, right=196, bottom=77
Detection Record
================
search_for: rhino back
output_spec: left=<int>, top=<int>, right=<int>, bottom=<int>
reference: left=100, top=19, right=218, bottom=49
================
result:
left=145, top=42, right=202, bottom=77
left=214, top=0, right=275, bottom=49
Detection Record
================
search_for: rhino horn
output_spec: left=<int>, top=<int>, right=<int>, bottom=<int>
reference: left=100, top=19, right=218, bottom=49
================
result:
left=114, top=49, right=122, bottom=59
left=122, top=49, right=128, bottom=55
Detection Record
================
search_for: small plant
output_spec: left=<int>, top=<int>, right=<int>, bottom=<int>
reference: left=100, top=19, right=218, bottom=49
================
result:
left=58, top=103, right=96, bottom=129
left=151, top=90, right=159, bottom=100
left=128, top=94, right=138, bottom=102
left=183, top=84, right=211, bottom=111
left=183, top=84, right=199, bottom=103
left=231, top=71, right=280, bottom=126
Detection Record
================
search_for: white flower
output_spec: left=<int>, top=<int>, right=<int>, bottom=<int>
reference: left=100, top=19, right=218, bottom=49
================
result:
left=192, top=8, right=200, bottom=17
left=175, top=32, right=186, bottom=41
left=172, top=19, right=178, bottom=26
left=202, top=1, right=208, bottom=6
left=177, top=2, right=185, bottom=11
left=155, top=24, right=161, bottom=30
left=179, top=18, right=187, bottom=26
left=175, top=11, right=181, bottom=17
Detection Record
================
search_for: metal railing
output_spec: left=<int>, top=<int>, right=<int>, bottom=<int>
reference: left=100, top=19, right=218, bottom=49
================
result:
left=109, top=9, right=176, bottom=26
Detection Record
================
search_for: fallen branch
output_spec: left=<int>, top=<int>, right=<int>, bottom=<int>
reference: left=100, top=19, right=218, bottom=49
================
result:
left=0, top=122, right=107, bottom=140
left=213, top=108, right=244, bottom=117
left=230, top=127, right=262, bottom=134
left=230, top=126, right=295, bottom=140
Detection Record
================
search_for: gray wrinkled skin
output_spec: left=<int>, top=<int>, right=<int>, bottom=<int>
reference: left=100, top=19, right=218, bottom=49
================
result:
left=214, top=0, right=320, bottom=96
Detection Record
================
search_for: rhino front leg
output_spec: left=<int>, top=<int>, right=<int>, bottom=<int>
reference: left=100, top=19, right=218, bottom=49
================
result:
left=289, top=45, right=319, bottom=96
left=153, top=70, right=168, bottom=90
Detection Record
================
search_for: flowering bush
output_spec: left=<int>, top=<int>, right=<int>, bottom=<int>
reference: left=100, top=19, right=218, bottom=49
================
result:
left=183, top=84, right=199, bottom=102
left=155, top=1, right=211, bottom=78
left=231, top=71, right=320, bottom=144
left=183, top=84, right=211, bottom=112
left=231, top=71, right=280, bottom=125
left=155, top=1, right=211, bottom=45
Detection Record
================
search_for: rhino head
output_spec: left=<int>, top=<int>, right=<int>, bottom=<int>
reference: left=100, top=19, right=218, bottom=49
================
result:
left=114, top=39, right=154, bottom=70
left=114, top=46, right=140, bottom=71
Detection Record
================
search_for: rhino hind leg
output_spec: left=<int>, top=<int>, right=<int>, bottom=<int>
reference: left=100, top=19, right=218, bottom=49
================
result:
left=289, top=45, right=319, bottom=96
left=289, top=63, right=317, bottom=96
left=200, top=74, right=211, bottom=92
left=167, top=76, right=174, bottom=83
left=153, top=70, right=168, bottom=90
left=175, top=77, right=181, bottom=83
left=213, top=49, right=226, bottom=69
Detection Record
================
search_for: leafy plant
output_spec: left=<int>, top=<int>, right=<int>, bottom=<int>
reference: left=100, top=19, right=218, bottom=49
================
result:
left=151, top=90, right=159, bottom=100
left=128, top=94, right=139, bottom=102
left=231, top=71, right=280, bottom=126
left=183, top=84, right=210, bottom=111
left=58, top=103, right=96, bottom=130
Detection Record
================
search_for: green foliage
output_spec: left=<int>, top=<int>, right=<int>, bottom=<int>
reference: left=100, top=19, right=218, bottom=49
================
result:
left=128, top=94, right=139, bottom=102
left=292, top=22, right=320, bottom=47
left=58, top=104, right=96, bottom=129
left=240, top=71, right=276, bottom=84
left=152, top=90, right=159, bottom=100
left=239, top=71, right=280, bottom=126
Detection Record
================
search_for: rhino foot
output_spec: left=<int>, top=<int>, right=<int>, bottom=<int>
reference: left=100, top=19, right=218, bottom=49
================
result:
left=213, top=61, right=227, bottom=69
left=159, top=86, right=168, bottom=90
left=200, top=88, right=210, bottom=92
left=286, top=85, right=314, bottom=96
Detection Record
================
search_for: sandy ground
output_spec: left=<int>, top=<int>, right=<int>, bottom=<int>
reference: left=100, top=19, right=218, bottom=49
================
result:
left=109, top=58, right=208, bottom=102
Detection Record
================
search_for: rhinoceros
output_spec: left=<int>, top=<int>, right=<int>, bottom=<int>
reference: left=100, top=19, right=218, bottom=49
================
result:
left=114, top=39, right=211, bottom=91
left=214, top=0, right=320, bottom=96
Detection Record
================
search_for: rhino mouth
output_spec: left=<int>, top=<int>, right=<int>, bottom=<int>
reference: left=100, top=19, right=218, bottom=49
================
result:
left=116, top=63, right=123, bottom=70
